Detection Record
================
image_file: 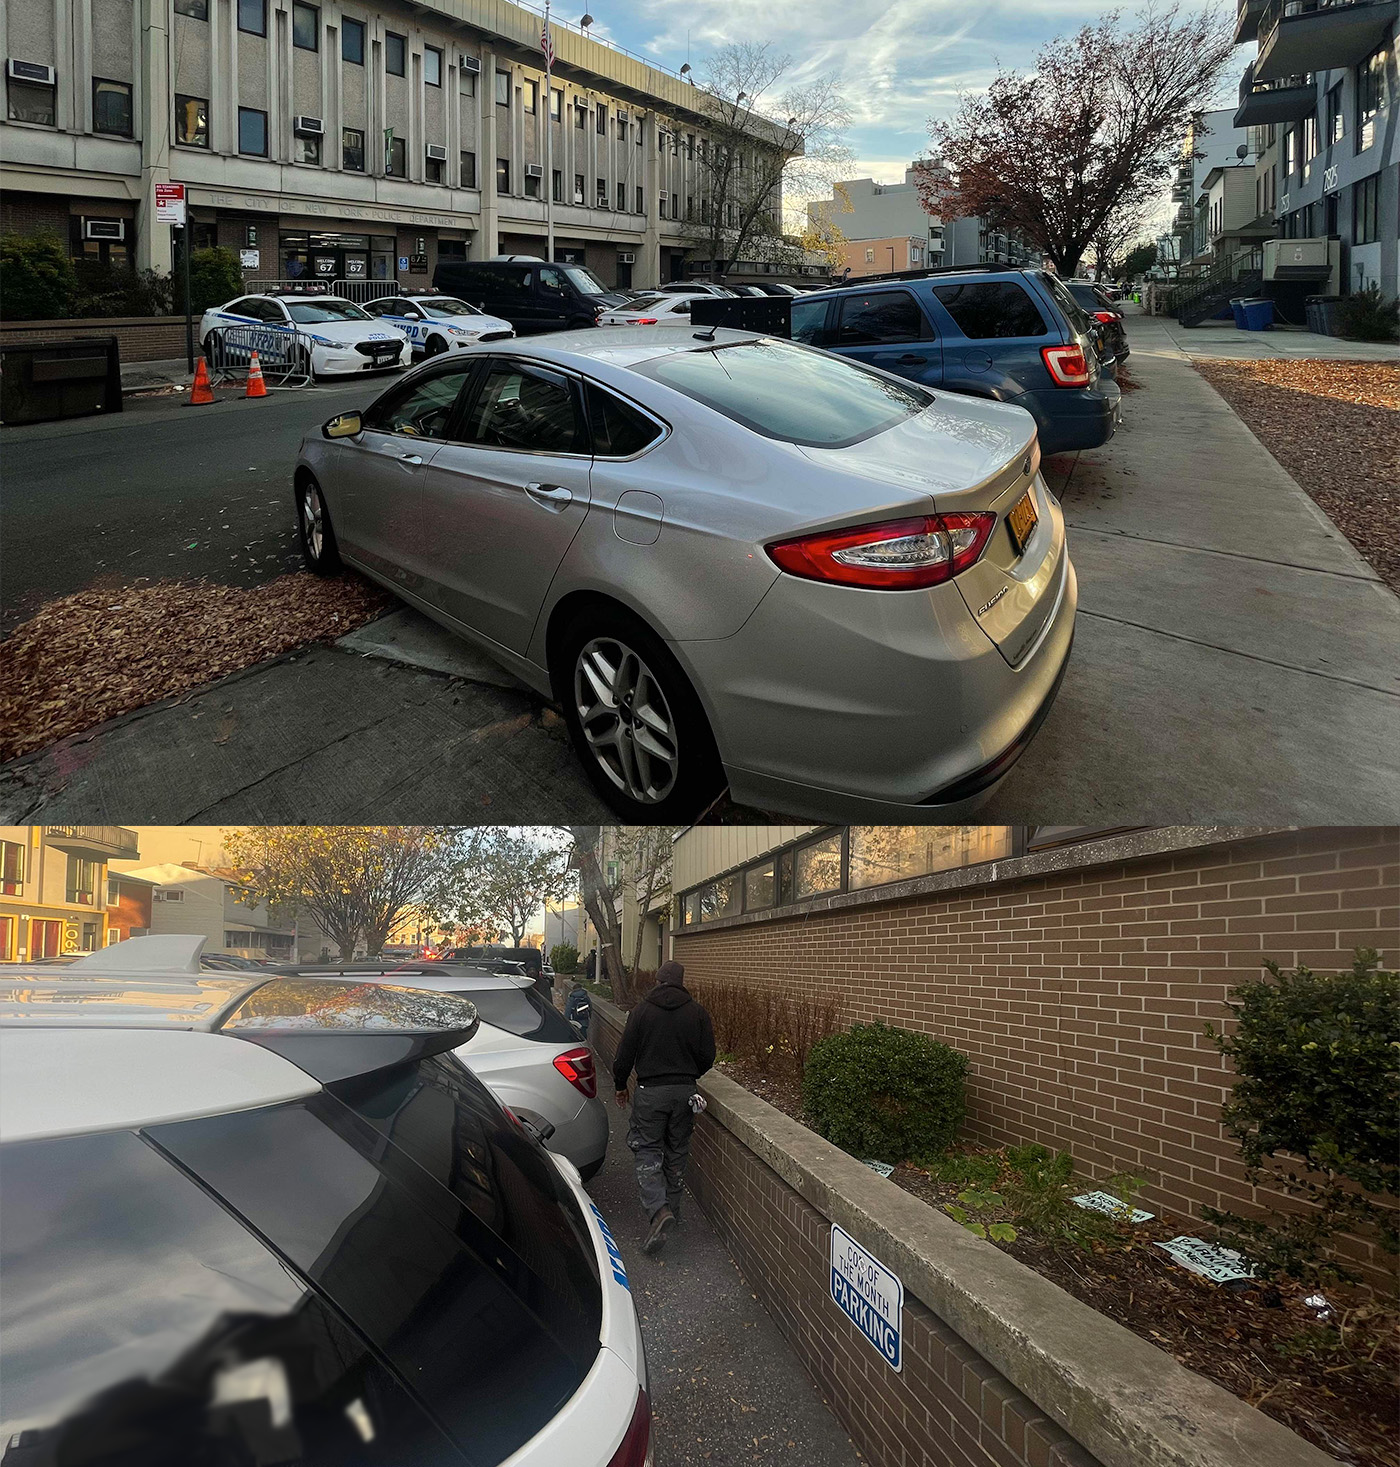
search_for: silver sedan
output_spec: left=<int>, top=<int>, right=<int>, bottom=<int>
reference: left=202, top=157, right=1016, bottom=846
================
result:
left=294, top=328, right=1076, bottom=820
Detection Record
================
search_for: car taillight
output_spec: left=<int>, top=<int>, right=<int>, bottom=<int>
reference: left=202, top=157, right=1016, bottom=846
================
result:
left=631, top=317, right=658, bottom=325
left=553, top=1046, right=598, bottom=1098
left=766, top=513, right=996, bottom=590
left=1041, top=343, right=1091, bottom=387
left=1093, top=309, right=1119, bottom=324
left=607, top=1389, right=652, bottom=1467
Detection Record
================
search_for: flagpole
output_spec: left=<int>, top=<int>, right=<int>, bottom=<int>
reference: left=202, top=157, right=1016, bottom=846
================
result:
left=544, top=0, right=555, bottom=267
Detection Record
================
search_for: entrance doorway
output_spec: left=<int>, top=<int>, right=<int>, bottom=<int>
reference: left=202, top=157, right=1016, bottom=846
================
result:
left=280, top=232, right=397, bottom=284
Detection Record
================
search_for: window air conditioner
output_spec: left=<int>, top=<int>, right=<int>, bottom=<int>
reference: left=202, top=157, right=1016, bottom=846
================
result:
left=427, top=143, right=448, bottom=161
left=617, top=110, right=629, bottom=121
left=294, top=114, right=324, bottom=135
left=525, top=162, right=543, bottom=177
left=460, top=55, right=481, bottom=73
left=618, top=251, right=635, bottom=264
left=7, top=58, right=56, bottom=85
left=83, top=219, right=126, bottom=241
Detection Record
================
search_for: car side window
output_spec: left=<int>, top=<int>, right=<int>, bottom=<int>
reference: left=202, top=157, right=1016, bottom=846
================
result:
left=462, top=363, right=583, bottom=453
left=586, top=383, right=664, bottom=456
left=835, top=290, right=927, bottom=346
left=789, top=296, right=832, bottom=346
left=1041, top=274, right=1093, bottom=334
left=538, top=267, right=568, bottom=295
left=362, top=365, right=476, bottom=438
left=932, top=281, right=1049, bottom=339
left=670, top=298, right=691, bottom=314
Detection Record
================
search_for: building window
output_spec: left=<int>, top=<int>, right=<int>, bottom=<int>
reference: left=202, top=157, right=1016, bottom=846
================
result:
left=460, top=150, right=476, bottom=187
left=66, top=856, right=98, bottom=906
left=495, top=69, right=510, bottom=106
left=686, top=195, right=694, bottom=220
left=1326, top=82, right=1344, bottom=146
left=341, top=16, right=364, bottom=64
left=865, top=247, right=875, bottom=263
left=553, top=169, right=563, bottom=202
left=292, top=2, right=318, bottom=50
left=162, top=888, right=185, bottom=902
left=686, top=132, right=695, bottom=158
left=575, top=102, right=586, bottom=129
left=1354, top=172, right=1380, bottom=244
left=550, top=88, right=562, bottom=121
left=658, top=190, right=667, bottom=214
left=698, top=874, right=740, bottom=923
left=849, top=827, right=1014, bottom=890
left=31, top=920, right=63, bottom=960
left=238, top=106, right=267, bottom=156
left=616, top=180, right=626, bottom=211
left=8, top=73, right=57, bottom=125
left=424, top=46, right=442, bottom=87
left=671, top=194, right=679, bottom=220
left=237, top=0, right=265, bottom=35
left=387, top=135, right=406, bottom=176
left=496, top=157, right=510, bottom=193
left=1301, top=114, right=1318, bottom=164
left=174, top=0, right=208, bottom=16
left=295, top=131, right=321, bottom=164
left=574, top=173, right=585, bottom=204
left=342, top=127, right=364, bottom=171
left=0, top=915, right=14, bottom=959
left=636, top=184, right=644, bottom=214
left=522, top=78, right=536, bottom=113
left=524, top=169, right=540, bottom=197
left=596, top=176, right=608, bottom=207
left=459, top=66, right=476, bottom=97
left=596, top=103, right=606, bottom=134
left=0, top=840, right=24, bottom=895
left=385, top=32, right=406, bottom=77
left=616, top=113, right=627, bottom=140
left=174, top=93, right=209, bottom=147
left=793, top=833, right=842, bottom=900
left=1357, top=46, right=1385, bottom=151
left=1283, top=127, right=1297, bottom=176
left=744, top=861, right=775, bottom=912
left=92, top=78, right=133, bottom=136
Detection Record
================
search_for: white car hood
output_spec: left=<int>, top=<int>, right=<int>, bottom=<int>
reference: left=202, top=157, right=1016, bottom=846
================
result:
left=438, top=311, right=513, bottom=335
left=294, top=319, right=401, bottom=345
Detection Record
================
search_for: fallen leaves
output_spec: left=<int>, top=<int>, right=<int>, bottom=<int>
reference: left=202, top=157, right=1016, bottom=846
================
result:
left=1192, top=357, right=1400, bottom=596
left=0, top=573, right=393, bottom=762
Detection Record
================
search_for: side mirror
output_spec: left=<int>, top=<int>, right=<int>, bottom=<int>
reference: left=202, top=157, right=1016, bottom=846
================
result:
left=323, top=412, right=362, bottom=439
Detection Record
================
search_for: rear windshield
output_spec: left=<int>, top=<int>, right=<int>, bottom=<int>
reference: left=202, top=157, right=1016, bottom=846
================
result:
left=633, top=338, right=931, bottom=448
left=471, top=985, right=577, bottom=1042
left=2, top=1128, right=457, bottom=1462
left=1040, top=273, right=1094, bottom=335
left=287, top=300, right=371, bottom=323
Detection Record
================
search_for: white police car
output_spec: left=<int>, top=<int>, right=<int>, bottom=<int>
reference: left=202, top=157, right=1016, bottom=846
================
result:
left=199, top=292, right=411, bottom=378
left=363, top=292, right=516, bottom=356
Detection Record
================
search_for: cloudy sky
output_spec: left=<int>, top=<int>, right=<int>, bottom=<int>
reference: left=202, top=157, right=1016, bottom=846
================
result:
left=569, top=0, right=1242, bottom=189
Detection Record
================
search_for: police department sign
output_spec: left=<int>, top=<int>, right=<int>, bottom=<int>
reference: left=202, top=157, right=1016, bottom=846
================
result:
left=830, top=1224, right=903, bottom=1370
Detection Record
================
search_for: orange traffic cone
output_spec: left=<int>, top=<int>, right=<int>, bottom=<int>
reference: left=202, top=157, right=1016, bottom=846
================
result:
left=244, top=351, right=268, bottom=398
left=188, top=356, right=215, bottom=406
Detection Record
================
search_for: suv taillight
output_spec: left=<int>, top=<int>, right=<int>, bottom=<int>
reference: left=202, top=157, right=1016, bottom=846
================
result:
left=554, top=1046, right=598, bottom=1098
left=1093, top=309, right=1119, bottom=324
left=607, top=1390, right=652, bottom=1467
left=1041, top=343, right=1091, bottom=387
left=766, top=512, right=996, bottom=590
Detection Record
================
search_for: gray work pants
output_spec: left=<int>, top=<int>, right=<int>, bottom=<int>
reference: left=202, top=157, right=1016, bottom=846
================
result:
left=627, top=1082, right=696, bottom=1221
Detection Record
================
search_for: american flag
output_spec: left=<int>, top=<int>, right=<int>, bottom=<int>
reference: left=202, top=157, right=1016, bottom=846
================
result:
left=540, top=16, right=555, bottom=69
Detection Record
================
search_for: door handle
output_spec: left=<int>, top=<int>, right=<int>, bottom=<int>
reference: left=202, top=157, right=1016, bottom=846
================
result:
left=399, top=453, right=423, bottom=465
left=526, top=482, right=573, bottom=511
left=897, top=353, right=925, bottom=364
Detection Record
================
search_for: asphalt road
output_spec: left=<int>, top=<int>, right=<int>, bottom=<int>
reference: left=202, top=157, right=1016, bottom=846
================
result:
left=586, top=1104, right=864, bottom=1467
left=1, top=380, right=369, bottom=634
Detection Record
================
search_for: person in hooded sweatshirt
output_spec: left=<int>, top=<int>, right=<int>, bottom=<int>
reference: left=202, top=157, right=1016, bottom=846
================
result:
left=612, top=959, right=716, bottom=1255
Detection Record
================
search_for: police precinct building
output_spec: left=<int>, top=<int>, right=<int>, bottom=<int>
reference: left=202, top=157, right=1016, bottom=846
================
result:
left=1, top=0, right=786, bottom=291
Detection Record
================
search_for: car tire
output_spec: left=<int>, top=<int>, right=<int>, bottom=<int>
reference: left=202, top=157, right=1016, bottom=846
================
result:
left=296, top=474, right=342, bottom=576
left=424, top=334, right=448, bottom=357
left=554, top=606, right=724, bottom=821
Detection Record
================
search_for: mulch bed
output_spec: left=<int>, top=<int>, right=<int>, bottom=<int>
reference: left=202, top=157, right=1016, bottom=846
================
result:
left=1192, top=358, right=1400, bottom=597
left=716, top=1056, right=1399, bottom=1467
left=0, top=573, right=393, bottom=761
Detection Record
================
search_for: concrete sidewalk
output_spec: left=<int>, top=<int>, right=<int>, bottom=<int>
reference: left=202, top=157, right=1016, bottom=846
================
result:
left=983, top=313, right=1400, bottom=823
left=587, top=1104, right=864, bottom=1467
left=1146, top=315, right=1399, bottom=361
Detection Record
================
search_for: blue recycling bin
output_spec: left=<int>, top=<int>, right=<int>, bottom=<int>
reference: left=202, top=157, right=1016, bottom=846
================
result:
left=1230, top=298, right=1248, bottom=328
left=1241, top=298, right=1274, bottom=331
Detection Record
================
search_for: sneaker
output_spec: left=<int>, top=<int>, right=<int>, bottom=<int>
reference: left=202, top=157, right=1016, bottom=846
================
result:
left=642, top=1207, right=675, bottom=1255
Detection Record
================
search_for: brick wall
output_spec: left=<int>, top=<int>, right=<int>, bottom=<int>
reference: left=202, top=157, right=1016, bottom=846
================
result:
left=672, top=827, right=1399, bottom=1286
left=0, top=317, right=191, bottom=363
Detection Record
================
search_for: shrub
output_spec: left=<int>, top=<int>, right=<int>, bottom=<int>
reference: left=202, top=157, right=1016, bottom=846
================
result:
left=71, top=258, right=172, bottom=318
left=0, top=231, right=77, bottom=319
left=1336, top=286, right=1399, bottom=343
left=1203, top=949, right=1399, bottom=1282
left=688, top=978, right=843, bottom=1077
left=803, top=1021, right=966, bottom=1162
left=549, top=942, right=579, bottom=974
left=187, top=247, right=246, bottom=314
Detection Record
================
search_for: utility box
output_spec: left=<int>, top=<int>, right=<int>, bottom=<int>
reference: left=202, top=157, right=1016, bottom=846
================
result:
left=0, top=336, right=123, bottom=425
left=688, top=296, right=793, bottom=336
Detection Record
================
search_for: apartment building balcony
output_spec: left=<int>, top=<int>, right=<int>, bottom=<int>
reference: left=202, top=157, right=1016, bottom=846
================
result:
left=1236, top=0, right=1269, bottom=41
left=1172, top=180, right=1194, bottom=202
left=1234, top=62, right=1318, bottom=125
left=1255, top=0, right=1398, bottom=81
left=44, top=826, right=140, bottom=861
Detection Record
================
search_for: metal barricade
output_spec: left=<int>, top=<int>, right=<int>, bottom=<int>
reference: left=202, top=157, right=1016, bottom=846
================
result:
left=331, top=277, right=403, bottom=303
left=203, top=323, right=313, bottom=388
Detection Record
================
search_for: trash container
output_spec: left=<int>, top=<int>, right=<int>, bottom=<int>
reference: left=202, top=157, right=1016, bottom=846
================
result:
left=1240, top=298, right=1274, bottom=332
left=0, top=336, right=123, bottom=425
left=1305, top=295, right=1342, bottom=337
left=1230, top=298, right=1248, bottom=328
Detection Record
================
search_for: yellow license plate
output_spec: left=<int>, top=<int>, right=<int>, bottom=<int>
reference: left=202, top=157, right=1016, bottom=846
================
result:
left=1007, top=489, right=1039, bottom=553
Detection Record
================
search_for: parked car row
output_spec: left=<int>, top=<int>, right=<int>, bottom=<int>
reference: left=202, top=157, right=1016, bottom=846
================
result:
left=0, top=935, right=646, bottom=1467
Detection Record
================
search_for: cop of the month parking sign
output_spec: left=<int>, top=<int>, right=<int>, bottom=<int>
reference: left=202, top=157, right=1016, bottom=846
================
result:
left=829, top=1224, right=903, bottom=1370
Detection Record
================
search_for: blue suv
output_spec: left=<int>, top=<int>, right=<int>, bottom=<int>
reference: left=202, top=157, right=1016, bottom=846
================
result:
left=792, top=266, right=1121, bottom=455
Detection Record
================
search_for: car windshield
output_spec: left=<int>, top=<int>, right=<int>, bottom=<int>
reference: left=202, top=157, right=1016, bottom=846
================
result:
left=421, top=297, right=482, bottom=318
left=286, top=299, right=371, bottom=323
left=634, top=338, right=932, bottom=449
left=561, top=265, right=609, bottom=297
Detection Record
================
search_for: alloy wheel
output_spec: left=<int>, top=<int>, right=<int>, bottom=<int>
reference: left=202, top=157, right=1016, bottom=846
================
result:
left=573, top=637, right=679, bottom=804
left=301, top=484, right=325, bottom=561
